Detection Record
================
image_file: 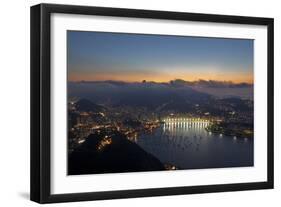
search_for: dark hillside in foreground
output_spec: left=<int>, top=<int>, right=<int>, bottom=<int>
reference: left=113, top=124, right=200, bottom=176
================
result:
left=68, top=131, right=165, bottom=175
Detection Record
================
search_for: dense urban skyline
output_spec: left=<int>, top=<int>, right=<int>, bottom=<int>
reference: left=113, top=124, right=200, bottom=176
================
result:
left=67, top=31, right=254, bottom=83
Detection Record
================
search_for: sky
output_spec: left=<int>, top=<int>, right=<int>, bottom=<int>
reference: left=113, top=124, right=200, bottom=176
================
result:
left=67, top=31, right=253, bottom=83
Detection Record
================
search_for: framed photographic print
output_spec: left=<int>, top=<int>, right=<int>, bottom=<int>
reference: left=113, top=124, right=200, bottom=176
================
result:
left=30, top=3, right=274, bottom=203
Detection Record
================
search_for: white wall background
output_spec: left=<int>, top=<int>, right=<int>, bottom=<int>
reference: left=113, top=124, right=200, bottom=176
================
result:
left=0, top=0, right=279, bottom=206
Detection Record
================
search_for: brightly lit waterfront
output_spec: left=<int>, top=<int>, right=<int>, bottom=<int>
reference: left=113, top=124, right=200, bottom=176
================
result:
left=137, top=118, right=253, bottom=169
left=162, top=117, right=210, bottom=130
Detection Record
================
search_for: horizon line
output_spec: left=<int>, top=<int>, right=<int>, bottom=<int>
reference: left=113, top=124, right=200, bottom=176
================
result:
left=67, top=79, right=254, bottom=84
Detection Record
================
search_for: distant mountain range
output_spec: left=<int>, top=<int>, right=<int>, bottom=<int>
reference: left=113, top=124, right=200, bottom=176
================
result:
left=68, top=79, right=253, bottom=107
left=70, top=79, right=253, bottom=88
left=68, top=80, right=211, bottom=110
left=75, top=98, right=106, bottom=112
left=170, top=79, right=253, bottom=88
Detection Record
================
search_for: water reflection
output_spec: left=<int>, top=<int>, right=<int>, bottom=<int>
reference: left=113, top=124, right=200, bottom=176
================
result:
left=137, top=120, right=253, bottom=170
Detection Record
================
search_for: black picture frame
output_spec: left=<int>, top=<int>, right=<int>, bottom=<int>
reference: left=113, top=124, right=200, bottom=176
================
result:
left=30, top=3, right=274, bottom=204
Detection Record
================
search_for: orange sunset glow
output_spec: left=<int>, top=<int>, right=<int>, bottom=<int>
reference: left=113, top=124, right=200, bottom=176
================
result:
left=68, top=70, right=253, bottom=84
left=68, top=31, right=253, bottom=85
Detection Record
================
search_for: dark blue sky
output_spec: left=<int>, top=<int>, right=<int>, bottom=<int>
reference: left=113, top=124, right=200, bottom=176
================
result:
left=67, top=31, right=253, bottom=83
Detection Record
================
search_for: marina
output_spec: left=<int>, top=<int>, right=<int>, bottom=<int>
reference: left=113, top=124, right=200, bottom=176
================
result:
left=137, top=119, right=253, bottom=170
